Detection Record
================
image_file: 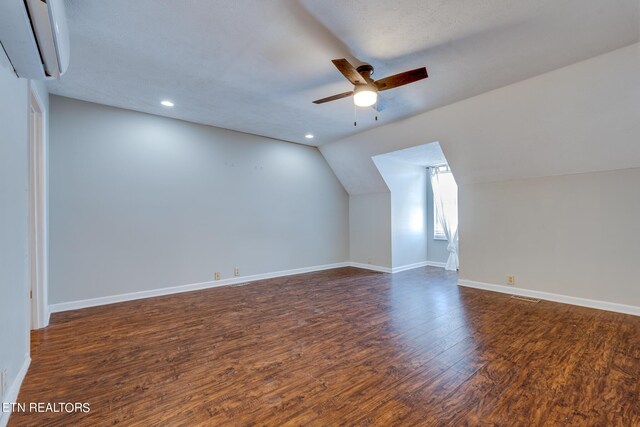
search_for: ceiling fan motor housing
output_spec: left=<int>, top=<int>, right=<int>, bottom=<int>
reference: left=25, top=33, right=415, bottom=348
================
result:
left=356, top=64, right=374, bottom=80
left=354, top=64, right=378, bottom=97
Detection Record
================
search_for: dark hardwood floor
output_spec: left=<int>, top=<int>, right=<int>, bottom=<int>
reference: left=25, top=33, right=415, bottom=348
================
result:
left=11, top=267, right=640, bottom=426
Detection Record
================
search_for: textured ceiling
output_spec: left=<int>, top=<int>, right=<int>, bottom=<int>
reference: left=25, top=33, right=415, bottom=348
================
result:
left=48, top=0, right=639, bottom=146
left=378, top=142, right=447, bottom=168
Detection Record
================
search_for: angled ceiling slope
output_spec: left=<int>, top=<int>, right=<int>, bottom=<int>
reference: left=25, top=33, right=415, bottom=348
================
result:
left=320, top=43, right=640, bottom=194
left=378, top=142, right=447, bottom=168
left=48, top=0, right=638, bottom=146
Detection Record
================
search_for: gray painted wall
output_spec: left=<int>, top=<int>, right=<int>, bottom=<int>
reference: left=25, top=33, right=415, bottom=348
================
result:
left=459, top=167, right=640, bottom=307
left=373, top=157, right=428, bottom=268
left=49, top=96, right=349, bottom=304
left=0, top=49, right=29, bottom=410
left=349, top=193, right=392, bottom=268
left=426, top=173, right=450, bottom=264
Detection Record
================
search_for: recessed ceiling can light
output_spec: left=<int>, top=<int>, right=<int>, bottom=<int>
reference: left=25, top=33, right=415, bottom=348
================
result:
left=161, top=100, right=174, bottom=107
left=305, top=134, right=314, bottom=139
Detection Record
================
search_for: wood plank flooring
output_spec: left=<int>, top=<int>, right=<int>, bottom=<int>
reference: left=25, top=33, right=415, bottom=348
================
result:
left=10, top=267, right=640, bottom=426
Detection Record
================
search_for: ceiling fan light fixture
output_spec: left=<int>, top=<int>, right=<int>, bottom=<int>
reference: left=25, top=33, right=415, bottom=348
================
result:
left=353, top=88, right=377, bottom=107
left=312, top=59, right=427, bottom=109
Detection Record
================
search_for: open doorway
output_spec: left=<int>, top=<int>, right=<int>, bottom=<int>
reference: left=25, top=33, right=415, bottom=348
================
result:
left=28, top=86, right=48, bottom=330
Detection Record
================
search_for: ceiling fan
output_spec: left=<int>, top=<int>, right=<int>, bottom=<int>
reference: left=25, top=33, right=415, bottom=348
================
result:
left=313, top=59, right=428, bottom=108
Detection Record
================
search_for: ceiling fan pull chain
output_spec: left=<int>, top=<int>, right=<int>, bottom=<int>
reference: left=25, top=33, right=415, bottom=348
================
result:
left=354, top=102, right=357, bottom=126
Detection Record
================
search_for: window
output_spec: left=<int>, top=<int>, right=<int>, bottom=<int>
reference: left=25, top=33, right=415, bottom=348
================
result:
left=434, top=203, right=446, bottom=240
left=431, top=166, right=458, bottom=240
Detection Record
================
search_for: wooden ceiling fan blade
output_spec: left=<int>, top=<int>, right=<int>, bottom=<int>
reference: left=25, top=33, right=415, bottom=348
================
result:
left=312, top=91, right=354, bottom=104
left=375, top=67, right=428, bottom=91
left=332, top=59, right=367, bottom=85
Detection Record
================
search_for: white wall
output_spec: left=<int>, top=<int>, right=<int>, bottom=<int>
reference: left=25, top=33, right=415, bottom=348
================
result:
left=0, top=49, right=30, bottom=421
left=460, top=167, right=640, bottom=307
left=349, top=193, right=391, bottom=268
left=373, top=157, right=427, bottom=268
left=49, top=96, right=349, bottom=304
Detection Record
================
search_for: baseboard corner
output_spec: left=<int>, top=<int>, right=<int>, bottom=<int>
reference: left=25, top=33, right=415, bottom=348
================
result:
left=348, top=262, right=392, bottom=273
left=0, top=354, right=31, bottom=427
left=390, top=260, right=447, bottom=273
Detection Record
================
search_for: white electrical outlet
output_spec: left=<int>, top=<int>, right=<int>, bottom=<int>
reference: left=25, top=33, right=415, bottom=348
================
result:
left=234, top=267, right=240, bottom=276
left=214, top=272, right=221, bottom=280
left=507, top=275, right=515, bottom=286
left=367, top=258, right=373, bottom=264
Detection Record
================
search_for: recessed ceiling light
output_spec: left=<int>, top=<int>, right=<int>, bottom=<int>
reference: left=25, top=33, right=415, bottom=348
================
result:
left=305, top=134, right=314, bottom=139
left=161, top=100, right=174, bottom=107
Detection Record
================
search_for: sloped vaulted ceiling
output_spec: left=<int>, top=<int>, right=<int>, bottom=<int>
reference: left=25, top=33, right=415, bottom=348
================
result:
left=48, top=0, right=638, bottom=146
left=320, top=43, right=640, bottom=194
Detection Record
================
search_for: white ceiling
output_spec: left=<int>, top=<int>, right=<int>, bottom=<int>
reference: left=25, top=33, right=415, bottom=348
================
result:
left=48, top=0, right=639, bottom=146
left=378, top=142, right=447, bottom=168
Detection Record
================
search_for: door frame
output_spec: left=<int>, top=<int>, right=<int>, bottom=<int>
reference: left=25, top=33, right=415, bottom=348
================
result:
left=28, top=84, right=49, bottom=329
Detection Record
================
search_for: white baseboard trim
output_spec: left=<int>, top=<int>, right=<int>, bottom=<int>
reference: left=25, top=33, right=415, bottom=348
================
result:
left=392, top=262, right=427, bottom=273
left=1, top=354, right=31, bottom=427
left=425, top=261, right=447, bottom=269
left=350, top=260, right=447, bottom=274
left=49, top=260, right=451, bottom=314
left=349, top=262, right=392, bottom=273
left=49, top=262, right=350, bottom=313
left=458, top=279, right=640, bottom=317
left=389, top=261, right=447, bottom=273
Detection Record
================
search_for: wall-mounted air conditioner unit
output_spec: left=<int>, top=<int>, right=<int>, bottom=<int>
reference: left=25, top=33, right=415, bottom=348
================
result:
left=0, top=0, right=70, bottom=80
